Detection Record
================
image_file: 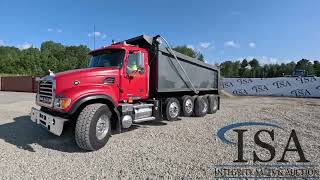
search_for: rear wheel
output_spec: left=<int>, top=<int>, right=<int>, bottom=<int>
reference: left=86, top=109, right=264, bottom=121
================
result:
left=207, top=95, right=218, bottom=114
left=194, top=96, right=208, bottom=117
left=164, top=98, right=180, bottom=121
left=180, top=95, right=194, bottom=117
left=75, top=103, right=112, bottom=151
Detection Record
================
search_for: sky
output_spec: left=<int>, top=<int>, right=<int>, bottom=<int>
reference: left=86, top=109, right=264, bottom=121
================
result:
left=0, top=0, right=320, bottom=64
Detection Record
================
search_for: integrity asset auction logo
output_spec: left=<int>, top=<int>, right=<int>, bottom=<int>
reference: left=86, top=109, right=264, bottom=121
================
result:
left=214, top=121, right=319, bottom=179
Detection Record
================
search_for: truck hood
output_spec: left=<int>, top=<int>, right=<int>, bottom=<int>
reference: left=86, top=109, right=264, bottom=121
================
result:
left=53, top=67, right=119, bottom=96
left=54, top=67, right=118, bottom=78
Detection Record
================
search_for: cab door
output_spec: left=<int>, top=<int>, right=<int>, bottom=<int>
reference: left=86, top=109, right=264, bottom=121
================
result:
left=123, top=50, right=148, bottom=101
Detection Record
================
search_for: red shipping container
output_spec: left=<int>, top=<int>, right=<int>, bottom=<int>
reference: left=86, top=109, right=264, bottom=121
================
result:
left=1, top=76, right=35, bottom=92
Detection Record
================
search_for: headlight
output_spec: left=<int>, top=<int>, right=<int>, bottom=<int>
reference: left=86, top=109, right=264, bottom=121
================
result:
left=54, top=98, right=71, bottom=109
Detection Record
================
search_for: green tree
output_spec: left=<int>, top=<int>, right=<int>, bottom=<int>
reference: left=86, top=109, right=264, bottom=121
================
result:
left=285, top=61, right=296, bottom=76
left=19, top=48, right=41, bottom=75
left=198, top=54, right=204, bottom=62
left=0, top=41, right=91, bottom=76
left=296, top=59, right=314, bottom=75
left=248, top=58, right=261, bottom=77
left=2, top=40, right=320, bottom=78
left=314, top=60, right=320, bottom=76
left=239, top=59, right=249, bottom=77
left=220, top=61, right=240, bottom=77
left=173, top=45, right=205, bottom=62
left=220, top=61, right=233, bottom=77
left=249, top=58, right=260, bottom=69
left=240, top=59, right=248, bottom=68
left=0, top=46, right=20, bottom=74
left=40, top=41, right=65, bottom=74
left=64, top=45, right=91, bottom=70
left=38, top=41, right=90, bottom=75
left=219, top=58, right=320, bottom=78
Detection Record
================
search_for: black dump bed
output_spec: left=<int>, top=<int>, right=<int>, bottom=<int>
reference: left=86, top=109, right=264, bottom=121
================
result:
left=126, top=35, right=219, bottom=96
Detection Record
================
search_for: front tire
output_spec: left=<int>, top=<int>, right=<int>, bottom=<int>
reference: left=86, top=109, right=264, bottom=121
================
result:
left=164, top=98, right=180, bottom=121
left=75, top=103, right=112, bottom=151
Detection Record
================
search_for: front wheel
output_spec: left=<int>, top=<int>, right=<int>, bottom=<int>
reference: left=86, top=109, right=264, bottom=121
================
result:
left=75, top=103, right=112, bottom=151
left=164, top=98, right=180, bottom=121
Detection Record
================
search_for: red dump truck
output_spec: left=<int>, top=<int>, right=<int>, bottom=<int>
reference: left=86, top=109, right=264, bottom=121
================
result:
left=31, top=35, right=220, bottom=150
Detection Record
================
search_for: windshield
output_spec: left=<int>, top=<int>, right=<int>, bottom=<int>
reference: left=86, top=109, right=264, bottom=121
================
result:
left=89, top=49, right=125, bottom=68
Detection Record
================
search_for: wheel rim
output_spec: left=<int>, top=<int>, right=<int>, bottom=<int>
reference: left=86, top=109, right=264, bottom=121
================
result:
left=96, top=114, right=109, bottom=140
left=202, top=100, right=208, bottom=113
left=169, top=102, right=179, bottom=118
left=185, top=99, right=193, bottom=114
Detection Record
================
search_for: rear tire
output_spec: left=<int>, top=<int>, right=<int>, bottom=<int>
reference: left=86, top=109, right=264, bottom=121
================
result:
left=180, top=95, right=194, bottom=117
left=75, top=103, right=112, bottom=151
left=164, top=98, right=180, bottom=121
left=207, top=95, right=218, bottom=114
left=194, top=96, right=208, bottom=117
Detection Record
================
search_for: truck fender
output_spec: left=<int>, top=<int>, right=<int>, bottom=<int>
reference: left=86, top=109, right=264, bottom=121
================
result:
left=68, top=94, right=121, bottom=133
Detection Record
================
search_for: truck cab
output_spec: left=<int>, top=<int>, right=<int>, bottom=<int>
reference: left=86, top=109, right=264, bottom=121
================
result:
left=31, top=35, right=220, bottom=151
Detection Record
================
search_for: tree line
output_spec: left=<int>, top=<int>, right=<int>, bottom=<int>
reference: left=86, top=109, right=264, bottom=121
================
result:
left=0, top=41, right=319, bottom=77
left=172, top=45, right=205, bottom=62
left=172, top=46, right=320, bottom=77
left=220, top=58, right=320, bottom=78
left=0, top=42, right=203, bottom=76
left=0, top=41, right=90, bottom=76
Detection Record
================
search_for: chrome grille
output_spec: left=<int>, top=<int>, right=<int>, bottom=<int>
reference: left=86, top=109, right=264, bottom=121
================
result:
left=37, top=79, right=55, bottom=107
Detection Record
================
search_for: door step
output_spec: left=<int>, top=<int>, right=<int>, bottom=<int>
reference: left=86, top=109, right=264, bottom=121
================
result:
left=133, top=117, right=156, bottom=123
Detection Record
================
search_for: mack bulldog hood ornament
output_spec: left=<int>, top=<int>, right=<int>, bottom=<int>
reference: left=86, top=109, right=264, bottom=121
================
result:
left=49, top=69, right=55, bottom=76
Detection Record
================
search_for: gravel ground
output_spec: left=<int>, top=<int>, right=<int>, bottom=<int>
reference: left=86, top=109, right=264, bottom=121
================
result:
left=0, top=91, right=319, bottom=179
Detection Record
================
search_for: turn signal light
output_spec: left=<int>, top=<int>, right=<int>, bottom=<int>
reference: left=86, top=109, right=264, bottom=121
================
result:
left=54, top=98, right=71, bottom=109
left=60, top=98, right=71, bottom=109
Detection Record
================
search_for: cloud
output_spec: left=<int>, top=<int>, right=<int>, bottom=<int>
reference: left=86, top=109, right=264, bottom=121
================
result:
left=0, top=40, right=5, bottom=46
left=186, top=44, right=195, bottom=50
left=199, top=42, right=211, bottom=49
left=224, top=41, right=240, bottom=48
left=48, top=28, right=62, bottom=33
left=259, top=56, right=280, bottom=64
left=249, top=42, right=256, bottom=48
left=18, top=42, right=33, bottom=50
left=88, top=32, right=108, bottom=40
left=88, top=31, right=103, bottom=37
left=235, top=56, right=290, bottom=65
left=185, top=42, right=215, bottom=51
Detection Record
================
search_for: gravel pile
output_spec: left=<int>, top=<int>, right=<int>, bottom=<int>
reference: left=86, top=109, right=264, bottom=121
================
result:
left=0, top=92, right=319, bottom=179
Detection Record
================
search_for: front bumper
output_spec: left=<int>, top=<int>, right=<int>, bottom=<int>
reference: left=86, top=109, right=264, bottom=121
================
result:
left=30, top=107, right=67, bottom=136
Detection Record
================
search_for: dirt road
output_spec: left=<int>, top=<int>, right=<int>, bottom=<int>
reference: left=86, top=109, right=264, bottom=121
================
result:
left=0, top=92, right=319, bottom=179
